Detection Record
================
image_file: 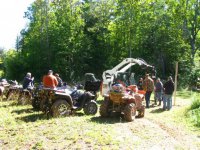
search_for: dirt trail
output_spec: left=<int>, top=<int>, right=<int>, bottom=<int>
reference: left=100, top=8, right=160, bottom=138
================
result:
left=114, top=98, right=200, bottom=149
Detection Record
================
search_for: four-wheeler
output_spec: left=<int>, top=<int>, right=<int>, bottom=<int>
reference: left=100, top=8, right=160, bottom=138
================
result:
left=17, top=88, right=33, bottom=105
left=32, top=85, right=98, bottom=117
left=100, top=84, right=145, bottom=122
left=6, top=81, right=22, bottom=101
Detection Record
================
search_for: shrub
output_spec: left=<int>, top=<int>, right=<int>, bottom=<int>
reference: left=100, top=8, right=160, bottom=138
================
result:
left=188, top=93, right=200, bottom=126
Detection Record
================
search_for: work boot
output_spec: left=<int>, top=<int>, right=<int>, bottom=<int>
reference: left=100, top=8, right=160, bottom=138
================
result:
left=158, top=101, right=161, bottom=106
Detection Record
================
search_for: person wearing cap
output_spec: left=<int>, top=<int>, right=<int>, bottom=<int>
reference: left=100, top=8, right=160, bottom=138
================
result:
left=163, top=76, right=174, bottom=110
left=23, top=72, right=34, bottom=90
left=143, top=74, right=154, bottom=108
left=54, top=73, right=63, bottom=87
left=43, top=70, right=58, bottom=89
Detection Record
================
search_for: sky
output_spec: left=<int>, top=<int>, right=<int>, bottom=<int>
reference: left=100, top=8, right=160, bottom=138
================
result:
left=0, top=0, right=35, bottom=50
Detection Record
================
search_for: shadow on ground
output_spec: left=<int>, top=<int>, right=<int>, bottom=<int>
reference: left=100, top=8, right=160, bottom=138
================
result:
left=149, top=108, right=165, bottom=113
left=72, top=112, right=85, bottom=117
left=0, top=101, right=18, bottom=107
left=11, top=108, right=34, bottom=114
left=15, top=113, right=48, bottom=122
left=90, top=115, right=126, bottom=124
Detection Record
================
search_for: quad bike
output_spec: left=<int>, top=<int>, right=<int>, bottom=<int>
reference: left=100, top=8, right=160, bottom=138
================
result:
left=100, top=84, right=145, bottom=122
left=17, top=88, right=33, bottom=105
left=0, top=80, right=10, bottom=101
left=6, top=86, right=22, bottom=101
left=32, top=87, right=74, bottom=117
left=32, top=85, right=98, bottom=117
left=70, top=86, right=98, bottom=115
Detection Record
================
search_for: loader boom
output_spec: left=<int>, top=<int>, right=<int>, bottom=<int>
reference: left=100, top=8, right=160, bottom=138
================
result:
left=101, top=58, right=155, bottom=95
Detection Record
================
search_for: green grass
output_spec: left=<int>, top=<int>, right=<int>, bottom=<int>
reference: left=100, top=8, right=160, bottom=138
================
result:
left=0, top=91, right=199, bottom=149
left=0, top=100, right=134, bottom=149
left=148, top=91, right=200, bottom=134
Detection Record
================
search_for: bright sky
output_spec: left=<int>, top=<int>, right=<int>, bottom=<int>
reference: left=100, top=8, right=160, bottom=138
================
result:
left=0, top=0, right=35, bottom=50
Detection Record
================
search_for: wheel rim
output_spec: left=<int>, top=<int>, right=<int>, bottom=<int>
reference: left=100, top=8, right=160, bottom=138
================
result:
left=57, top=103, right=70, bottom=116
left=87, top=103, right=97, bottom=114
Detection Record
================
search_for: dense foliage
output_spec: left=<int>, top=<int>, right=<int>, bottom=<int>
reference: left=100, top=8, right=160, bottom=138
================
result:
left=2, top=0, right=200, bottom=86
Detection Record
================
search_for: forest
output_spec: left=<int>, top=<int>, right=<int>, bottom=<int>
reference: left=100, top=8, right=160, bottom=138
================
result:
left=0, top=0, right=199, bottom=87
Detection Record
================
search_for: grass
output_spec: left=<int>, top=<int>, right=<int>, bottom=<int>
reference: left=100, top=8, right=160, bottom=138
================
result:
left=0, top=91, right=199, bottom=149
left=186, top=92, right=200, bottom=127
left=0, top=100, right=132, bottom=149
left=148, top=90, right=200, bottom=134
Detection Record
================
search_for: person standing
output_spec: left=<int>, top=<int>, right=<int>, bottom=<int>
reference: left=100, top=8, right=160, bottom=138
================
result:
left=143, top=74, right=154, bottom=108
left=137, top=78, right=143, bottom=90
left=154, top=78, right=163, bottom=106
left=43, top=70, right=58, bottom=89
left=163, top=76, right=174, bottom=110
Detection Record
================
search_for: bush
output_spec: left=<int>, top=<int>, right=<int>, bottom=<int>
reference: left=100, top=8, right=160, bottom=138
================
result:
left=188, top=93, right=200, bottom=126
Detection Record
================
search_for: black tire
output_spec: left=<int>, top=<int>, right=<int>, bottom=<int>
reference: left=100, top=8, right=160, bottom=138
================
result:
left=83, top=100, right=98, bottom=115
left=7, top=93, right=13, bottom=101
left=32, top=97, right=40, bottom=110
left=18, top=91, right=31, bottom=105
left=137, top=105, right=145, bottom=118
left=40, top=99, right=47, bottom=112
left=7, top=89, right=20, bottom=101
left=51, top=100, right=71, bottom=117
left=7, top=91, right=15, bottom=101
left=123, top=103, right=136, bottom=122
left=99, top=99, right=110, bottom=117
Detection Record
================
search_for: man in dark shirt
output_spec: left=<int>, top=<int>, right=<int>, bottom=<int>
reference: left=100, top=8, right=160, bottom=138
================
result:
left=23, top=72, right=34, bottom=90
left=163, top=76, right=174, bottom=110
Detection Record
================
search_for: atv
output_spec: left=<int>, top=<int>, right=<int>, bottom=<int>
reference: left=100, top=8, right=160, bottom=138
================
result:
left=99, top=84, right=145, bottom=122
left=32, top=87, right=74, bottom=117
left=70, top=86, right=98, bottom=115
left=32, top=85, right=98, bottom=117
left=6, top=81, right=22, bottom=101
left=17, top=88, right=33, bottom=105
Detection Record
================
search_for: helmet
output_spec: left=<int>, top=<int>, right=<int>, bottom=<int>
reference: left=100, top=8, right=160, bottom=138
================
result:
left=112, top=84, right=124, bottom=93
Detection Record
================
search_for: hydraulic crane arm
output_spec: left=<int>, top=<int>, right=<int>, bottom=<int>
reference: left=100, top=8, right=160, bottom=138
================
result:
left=101, top=58, right=154, bottom=95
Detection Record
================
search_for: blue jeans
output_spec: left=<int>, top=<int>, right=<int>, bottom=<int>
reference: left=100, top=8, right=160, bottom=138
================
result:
left=145, top=91, right=152, bottom=108
left=163, top=94, right=172, bottom=110
left=155, top=92, right=162, bottom=103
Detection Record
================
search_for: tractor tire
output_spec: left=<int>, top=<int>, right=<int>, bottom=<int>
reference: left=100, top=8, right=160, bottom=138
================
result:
left=83, top=100, right=98, bottom=115
left=123, top=103, right=136, bottom=122
left=99, top=99, right=110, bottom=117
left=51, top=100, right=71, bottom=117
left=32, top=97, right=40, bottom=110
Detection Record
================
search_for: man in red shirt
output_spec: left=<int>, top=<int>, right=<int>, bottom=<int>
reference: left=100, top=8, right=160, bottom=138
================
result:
left=43, top=70, right=58, bottom=88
